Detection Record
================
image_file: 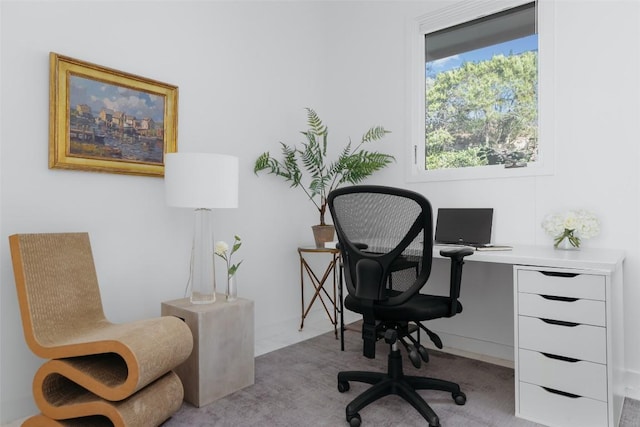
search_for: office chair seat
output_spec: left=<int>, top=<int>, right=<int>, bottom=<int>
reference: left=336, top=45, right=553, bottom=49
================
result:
left=328, top=185, right=474, bottom=427
left=344, top=293, right=462, bottom=321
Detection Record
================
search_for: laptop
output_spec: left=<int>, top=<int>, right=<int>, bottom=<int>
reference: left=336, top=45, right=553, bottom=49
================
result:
left=434, top=208, right=494, bottom=248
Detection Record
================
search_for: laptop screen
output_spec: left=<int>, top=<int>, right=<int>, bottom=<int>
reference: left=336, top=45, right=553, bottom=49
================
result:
left=434, top=208, right=494, bottom=246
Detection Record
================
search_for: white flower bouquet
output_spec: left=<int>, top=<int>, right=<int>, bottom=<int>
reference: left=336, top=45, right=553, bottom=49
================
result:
left=541, top=210, right=600, bottom=249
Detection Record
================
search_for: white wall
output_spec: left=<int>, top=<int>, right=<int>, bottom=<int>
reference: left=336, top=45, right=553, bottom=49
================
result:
left=0, top=0, right=334, bottom=421
left=1, top=0, right=639, bottom=423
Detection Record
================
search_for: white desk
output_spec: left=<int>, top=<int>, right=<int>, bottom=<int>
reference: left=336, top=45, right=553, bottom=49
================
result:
left=343, top=244, right=625, bottom=427
left=433, top=244, right=625, bottom=427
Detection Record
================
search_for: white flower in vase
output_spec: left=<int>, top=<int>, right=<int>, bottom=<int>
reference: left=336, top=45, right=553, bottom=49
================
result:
left=214, top=235, right=243, bottom=300
left=541, top=210, right=600, bottom=249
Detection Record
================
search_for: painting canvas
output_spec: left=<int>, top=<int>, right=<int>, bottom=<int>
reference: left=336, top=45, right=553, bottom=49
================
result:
left=49, top=53, right=178, bottom=177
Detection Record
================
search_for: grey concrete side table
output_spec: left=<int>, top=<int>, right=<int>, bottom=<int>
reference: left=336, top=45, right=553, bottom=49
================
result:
left=161, top=296, right=255, bottom=407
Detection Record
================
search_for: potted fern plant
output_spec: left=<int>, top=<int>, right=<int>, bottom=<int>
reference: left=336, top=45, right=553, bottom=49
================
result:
left=254, top=108, right=395, bottom=247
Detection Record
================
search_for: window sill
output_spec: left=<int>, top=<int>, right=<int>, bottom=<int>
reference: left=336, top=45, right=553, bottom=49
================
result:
left=406, top=161, right=554, bottom=183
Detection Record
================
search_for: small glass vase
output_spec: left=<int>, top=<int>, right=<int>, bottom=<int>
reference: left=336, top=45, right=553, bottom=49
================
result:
left=226, top=275, right=237, bottom=302
left=555, top=236, right=580, bottom=250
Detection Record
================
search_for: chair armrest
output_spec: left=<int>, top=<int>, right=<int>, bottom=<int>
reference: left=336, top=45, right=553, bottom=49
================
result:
left=439, top=246, right=475, bottom=260
left=439, top=247, right=474, bottom=316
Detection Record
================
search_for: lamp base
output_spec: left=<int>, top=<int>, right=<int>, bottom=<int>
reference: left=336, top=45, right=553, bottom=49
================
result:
left=191, top=292, right=216, bottom=304
left=189, top=208, right=216, bottom=304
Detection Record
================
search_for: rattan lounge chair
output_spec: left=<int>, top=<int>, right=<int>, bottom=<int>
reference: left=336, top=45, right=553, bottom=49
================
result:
left=9, top=232, right=194, bottom=426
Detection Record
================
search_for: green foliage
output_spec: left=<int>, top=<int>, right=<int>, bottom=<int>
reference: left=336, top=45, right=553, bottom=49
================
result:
left=426, top=147, right=484, bottom=170
left=426, top=51, right=538, bottom=170
left=254, top=108, right=395, bottom=225
left=477, top=144, right=536, bottom=167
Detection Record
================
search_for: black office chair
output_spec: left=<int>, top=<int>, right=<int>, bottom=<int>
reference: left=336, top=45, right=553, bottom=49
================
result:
left=328, top=185, right=474, bottom=427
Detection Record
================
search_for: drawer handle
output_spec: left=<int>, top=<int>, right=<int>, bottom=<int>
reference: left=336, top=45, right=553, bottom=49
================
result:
left=542, top=386, right=581, bottom=399
left=540, top=318, right=579, bottom=327
left=541, top=352, right=579, bottom=363
left=540, top=271, right=579, bottom=278
left=540, top=294, right=579, bottom=302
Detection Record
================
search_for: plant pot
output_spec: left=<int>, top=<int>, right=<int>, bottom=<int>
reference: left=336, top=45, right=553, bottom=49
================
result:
left=312, top=225, right=335, bottom=248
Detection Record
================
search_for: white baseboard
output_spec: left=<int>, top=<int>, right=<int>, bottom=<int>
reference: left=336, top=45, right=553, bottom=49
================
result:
left=254, top=307, right=356, bottom=356
left=341, top=320, right=514, bottom=369
left=625, top=369, right=640, bottom=400
left=1, top=417, right=28, bottom=427
left=420, top=330, right=514, bottom=368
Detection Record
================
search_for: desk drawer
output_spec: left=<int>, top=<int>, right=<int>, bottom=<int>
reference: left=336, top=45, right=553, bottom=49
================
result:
left=519, top=349, right=607, bottom=401
left=519, top=382, right=608, bottom=427
left=517, top=269, right=605, bottom=301
left=518, top=316, right=606, bottom=364
left=518, top=292, right=605, bottom=326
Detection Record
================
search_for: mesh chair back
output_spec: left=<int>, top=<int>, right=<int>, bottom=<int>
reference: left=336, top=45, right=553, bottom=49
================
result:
left=328, top=185, right=433, bottom=305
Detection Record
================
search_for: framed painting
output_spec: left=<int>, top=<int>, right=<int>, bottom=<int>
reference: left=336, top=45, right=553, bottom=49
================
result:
left=49, top=52, right=178, bottom=177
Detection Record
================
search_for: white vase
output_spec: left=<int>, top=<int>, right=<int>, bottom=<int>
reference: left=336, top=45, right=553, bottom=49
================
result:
left=556, top=236, right=580, bottom=250
left=226, top=275, right=238, bottom=301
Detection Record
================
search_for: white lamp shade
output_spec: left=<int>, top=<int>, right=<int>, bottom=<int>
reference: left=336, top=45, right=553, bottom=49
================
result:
left=165, top=152, right=239, bottom=209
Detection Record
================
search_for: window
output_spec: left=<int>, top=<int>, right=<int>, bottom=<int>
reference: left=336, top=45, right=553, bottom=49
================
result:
left=408, top=0, right=554, bottom=182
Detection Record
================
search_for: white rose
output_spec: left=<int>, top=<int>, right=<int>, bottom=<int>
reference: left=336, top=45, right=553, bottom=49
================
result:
left=542, top=214, right=564, bottom=237
left=214, top=241, right=229, bottom=256
left=563, top=211, right=579, bottom=230
left=576, top=211, right=600, bottom=239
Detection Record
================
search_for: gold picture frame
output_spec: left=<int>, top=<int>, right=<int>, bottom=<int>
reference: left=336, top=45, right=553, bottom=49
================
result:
left=49, top=52, right=178, bottom=177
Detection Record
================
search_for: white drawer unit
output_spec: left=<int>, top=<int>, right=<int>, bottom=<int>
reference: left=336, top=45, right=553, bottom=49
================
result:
left=514, top=265, right=622, bottom=427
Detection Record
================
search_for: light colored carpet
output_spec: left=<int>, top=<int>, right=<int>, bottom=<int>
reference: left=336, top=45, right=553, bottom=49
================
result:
left=163, top=329, right=640, bottom=426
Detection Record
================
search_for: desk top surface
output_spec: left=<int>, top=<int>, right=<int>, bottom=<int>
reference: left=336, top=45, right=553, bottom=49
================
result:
left=434, top=244, right=624, bottom=272
left=302, top=241, right=624, bottom=272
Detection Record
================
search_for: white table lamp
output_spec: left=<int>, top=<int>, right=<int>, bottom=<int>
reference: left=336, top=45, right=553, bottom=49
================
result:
left=165, top=152, right=239, bottom=304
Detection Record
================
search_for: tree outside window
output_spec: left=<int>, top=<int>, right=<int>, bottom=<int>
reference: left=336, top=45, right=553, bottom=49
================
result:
left=424, top=3, right=538, bottom=171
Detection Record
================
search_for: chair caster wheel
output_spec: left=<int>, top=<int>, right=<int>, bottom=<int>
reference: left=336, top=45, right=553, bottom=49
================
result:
left=338, top=381, right=350, bottom=393
left=347, top=413, right=361, bottom=426
left=453, top=391, right=466, bottom=405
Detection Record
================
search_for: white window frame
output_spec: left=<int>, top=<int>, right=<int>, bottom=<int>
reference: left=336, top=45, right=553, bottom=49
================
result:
left=406, top=0, right=555, bottom=183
